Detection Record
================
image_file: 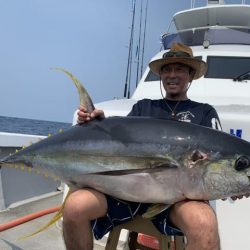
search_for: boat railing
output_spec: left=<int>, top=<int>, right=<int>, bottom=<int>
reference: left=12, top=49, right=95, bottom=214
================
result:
left=191, top=0, right=247, bottom=8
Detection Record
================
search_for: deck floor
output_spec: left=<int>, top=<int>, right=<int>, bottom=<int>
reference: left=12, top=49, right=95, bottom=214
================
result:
left=0, top=192, right=107, bottom=250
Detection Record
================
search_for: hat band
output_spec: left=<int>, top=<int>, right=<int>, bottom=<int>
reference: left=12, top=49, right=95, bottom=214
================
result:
left=163, top=51, right=191, bottom=58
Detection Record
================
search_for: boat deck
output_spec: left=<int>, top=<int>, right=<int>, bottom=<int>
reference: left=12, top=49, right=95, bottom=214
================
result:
left=0, top=192, right=108, bottom=250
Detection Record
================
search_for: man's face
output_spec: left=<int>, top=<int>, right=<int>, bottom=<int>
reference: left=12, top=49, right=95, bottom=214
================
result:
left=160, top=63, right=194, bottom=98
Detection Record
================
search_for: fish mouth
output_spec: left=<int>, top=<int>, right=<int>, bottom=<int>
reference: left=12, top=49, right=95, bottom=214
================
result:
left=0, top=156, right=9, bottom=165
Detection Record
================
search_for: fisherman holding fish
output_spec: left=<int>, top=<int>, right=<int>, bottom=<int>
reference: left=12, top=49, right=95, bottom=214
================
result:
left=63, top=43, right=222, bottom=250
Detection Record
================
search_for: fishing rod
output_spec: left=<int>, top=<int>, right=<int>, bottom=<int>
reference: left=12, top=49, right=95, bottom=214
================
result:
left=135, top=0, right=143, bottom=87
left=124, top=0, right=136, bottom=98
left=140, top=0, right=148, bottom=79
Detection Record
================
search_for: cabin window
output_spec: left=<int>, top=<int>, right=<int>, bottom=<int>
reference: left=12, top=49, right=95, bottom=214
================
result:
left=144, top=71, right=160, bottom=82
left=205, top=56, right=250, bottom=80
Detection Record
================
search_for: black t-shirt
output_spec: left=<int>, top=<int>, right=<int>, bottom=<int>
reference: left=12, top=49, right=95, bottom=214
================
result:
left=128, top=99, right=222, bottom=130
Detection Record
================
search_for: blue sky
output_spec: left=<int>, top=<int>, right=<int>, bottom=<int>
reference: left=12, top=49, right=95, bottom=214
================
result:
left=0, top=0, right=245, bottom=122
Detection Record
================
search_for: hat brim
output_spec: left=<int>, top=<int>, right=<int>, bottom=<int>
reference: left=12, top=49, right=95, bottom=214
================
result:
left=149, top=57, right=207, bottom=80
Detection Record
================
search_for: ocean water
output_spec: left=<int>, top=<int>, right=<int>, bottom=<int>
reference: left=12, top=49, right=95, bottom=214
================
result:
left=0, top=115, right=71, bottom=136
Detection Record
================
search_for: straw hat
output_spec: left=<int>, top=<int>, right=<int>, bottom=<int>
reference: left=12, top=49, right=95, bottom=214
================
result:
left=149, top=43, right=207, bottom=80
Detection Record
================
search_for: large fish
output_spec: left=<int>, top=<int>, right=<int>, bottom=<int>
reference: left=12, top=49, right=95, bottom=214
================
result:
left=1, top=69, right=250, bottom=206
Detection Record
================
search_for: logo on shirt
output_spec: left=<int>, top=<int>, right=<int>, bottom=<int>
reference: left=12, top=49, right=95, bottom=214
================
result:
left=176, top=111, right=195, bottom=122
left=211, top=118, right=222, bottom=131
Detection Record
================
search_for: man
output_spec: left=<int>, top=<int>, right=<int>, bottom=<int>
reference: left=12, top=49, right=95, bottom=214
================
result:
left=63, top=43, right=221, bottom=250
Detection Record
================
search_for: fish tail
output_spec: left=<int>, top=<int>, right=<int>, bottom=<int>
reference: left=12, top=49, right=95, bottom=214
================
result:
left=54, top=68, right=95, bottom=113
left=19, top=190, right=71, bottom=240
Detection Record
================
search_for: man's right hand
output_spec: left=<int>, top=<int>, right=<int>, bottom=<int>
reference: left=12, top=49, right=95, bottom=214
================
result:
left=77, top=106, right=105, bottom=124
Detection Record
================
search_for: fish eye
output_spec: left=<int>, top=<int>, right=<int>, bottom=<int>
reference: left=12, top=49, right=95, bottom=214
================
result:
left=235, top=156, right=250, bottom=171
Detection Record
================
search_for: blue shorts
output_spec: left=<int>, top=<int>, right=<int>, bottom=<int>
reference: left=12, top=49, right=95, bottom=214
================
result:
left=91, top=195, right=183, bottom=240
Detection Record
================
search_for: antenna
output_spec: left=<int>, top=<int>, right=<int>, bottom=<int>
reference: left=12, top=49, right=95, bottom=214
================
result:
left=191, top=0, right=195, bottom=8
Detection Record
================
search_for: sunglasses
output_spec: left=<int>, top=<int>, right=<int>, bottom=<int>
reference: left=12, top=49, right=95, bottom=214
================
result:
left=163, top=51, right=191, bottom=58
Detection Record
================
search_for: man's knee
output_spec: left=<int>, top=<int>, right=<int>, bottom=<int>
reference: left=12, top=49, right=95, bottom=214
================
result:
left=170, top=201, right=220, bottom=249
left=63, top=189, right=108, bottom=223
left=170, top=201, right=218, bottom=234
left=192, top=206, right=217, bottom=232
left=186, top=205, right=220, bottom=249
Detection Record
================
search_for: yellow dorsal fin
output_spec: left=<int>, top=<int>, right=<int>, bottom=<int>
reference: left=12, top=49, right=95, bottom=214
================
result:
left=54, top=68, right=95, bottom=113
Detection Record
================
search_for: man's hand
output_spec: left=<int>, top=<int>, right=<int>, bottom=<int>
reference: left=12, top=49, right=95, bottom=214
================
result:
left=77, top=106, right=105, bottom=124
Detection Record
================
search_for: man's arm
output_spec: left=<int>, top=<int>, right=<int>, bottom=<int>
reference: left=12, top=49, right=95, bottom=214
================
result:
left=201, top=105, right=222, bottom=130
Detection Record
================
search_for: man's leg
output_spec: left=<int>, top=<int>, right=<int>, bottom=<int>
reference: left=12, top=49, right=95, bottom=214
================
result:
left=63, top=189, right=108, bottom=250
left=169, top=200, right=220, bottom=250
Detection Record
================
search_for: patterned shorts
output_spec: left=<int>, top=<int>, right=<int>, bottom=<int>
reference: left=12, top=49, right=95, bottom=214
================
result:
left=91, top=195, right=183, bottom=240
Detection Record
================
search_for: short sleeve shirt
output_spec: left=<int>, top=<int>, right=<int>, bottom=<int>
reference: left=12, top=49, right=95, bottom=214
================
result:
left=128, top=99, right=222, bottom=130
